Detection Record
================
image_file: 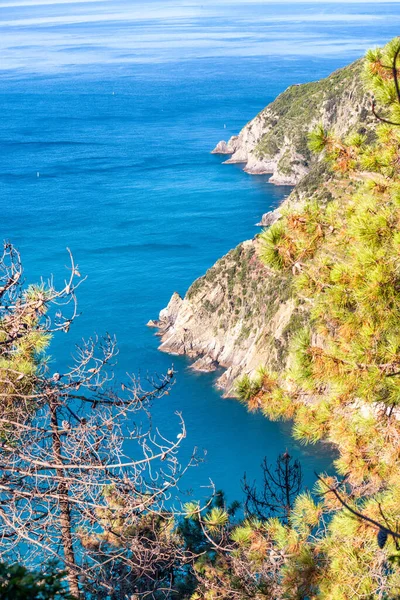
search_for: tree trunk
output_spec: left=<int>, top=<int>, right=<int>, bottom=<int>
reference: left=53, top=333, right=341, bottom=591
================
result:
left=49, top=397, right=80, bottom=598
left=284, top=453, right=291, bottom=521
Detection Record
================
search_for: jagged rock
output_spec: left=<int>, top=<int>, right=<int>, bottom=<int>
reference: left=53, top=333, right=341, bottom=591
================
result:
left=256, top=210, right=281, bottom=227
left=190, top=356, right=218, bottom=372
left=211, top=140, right=230, bottom=154
left=146, top=319, right=159, bottom=328
left=211, top=135, right=239, bottom=155
left=159, top=292, right=183, bottom=325
left=211, top=141, right=229, bottom=154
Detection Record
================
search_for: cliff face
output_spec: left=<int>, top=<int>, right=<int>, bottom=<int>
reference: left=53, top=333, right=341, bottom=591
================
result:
left=151, top=240, right=307, bottom=395
left=212, top=59, right=371, bottom=185
left=151, top=57, right=373, bottom=395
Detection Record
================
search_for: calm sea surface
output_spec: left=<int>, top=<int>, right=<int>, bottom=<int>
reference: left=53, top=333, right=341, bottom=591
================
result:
left=1, top=1, right=399, bottom=500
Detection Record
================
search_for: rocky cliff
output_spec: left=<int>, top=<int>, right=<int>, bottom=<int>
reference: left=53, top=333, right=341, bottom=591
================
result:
left=150, top=56, right=373, bottom=395
left=150, top=240, right=302, bottom=395
left=212, top=59, right=371, bottom=185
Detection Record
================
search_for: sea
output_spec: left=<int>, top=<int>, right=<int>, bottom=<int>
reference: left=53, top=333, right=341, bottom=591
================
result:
left=1, top=0, right=399, bottom=502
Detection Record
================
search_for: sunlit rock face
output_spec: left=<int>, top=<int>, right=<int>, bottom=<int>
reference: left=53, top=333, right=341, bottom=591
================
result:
left=151, top=240, right=300, bottom=396
left=213, top=59, right=372, bottom=186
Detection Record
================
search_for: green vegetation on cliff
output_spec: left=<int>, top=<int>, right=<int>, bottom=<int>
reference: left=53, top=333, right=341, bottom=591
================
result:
left=254, top=58, right=371, bottom=166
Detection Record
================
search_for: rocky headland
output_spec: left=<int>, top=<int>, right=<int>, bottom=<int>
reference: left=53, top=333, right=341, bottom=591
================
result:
left=212, top=59, right=371, bottom=186
left=149, top=58, right=374, bottom=396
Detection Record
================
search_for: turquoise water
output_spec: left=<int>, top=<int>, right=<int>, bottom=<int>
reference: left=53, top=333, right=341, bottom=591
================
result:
left=1, top=1, right=400, bottom=500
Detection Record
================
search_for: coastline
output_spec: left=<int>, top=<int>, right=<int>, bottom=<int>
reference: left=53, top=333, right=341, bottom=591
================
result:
left=150, top=56, right=373, bottom=395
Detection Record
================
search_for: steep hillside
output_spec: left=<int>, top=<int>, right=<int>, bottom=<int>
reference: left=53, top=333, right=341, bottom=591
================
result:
left=212, top=59, right=372, bottom=185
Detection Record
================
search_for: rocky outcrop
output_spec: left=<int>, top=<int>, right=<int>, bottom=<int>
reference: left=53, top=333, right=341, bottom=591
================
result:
left=256, top=209, right=281, bottom=227
left=213, top=59, right=372, bottom=185
left=211, top=138, right=238, bottom=154
left=151, top=241, right=305, bottom=395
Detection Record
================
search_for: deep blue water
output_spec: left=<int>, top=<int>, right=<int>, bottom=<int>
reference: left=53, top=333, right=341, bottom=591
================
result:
left=1, top=0, right=399, bottom=501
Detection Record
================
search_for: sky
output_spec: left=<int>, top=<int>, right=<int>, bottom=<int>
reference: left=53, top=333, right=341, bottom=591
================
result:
left=1, top=0, right=400, bottom=5
left=0, top=1, right=399, bottom=73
